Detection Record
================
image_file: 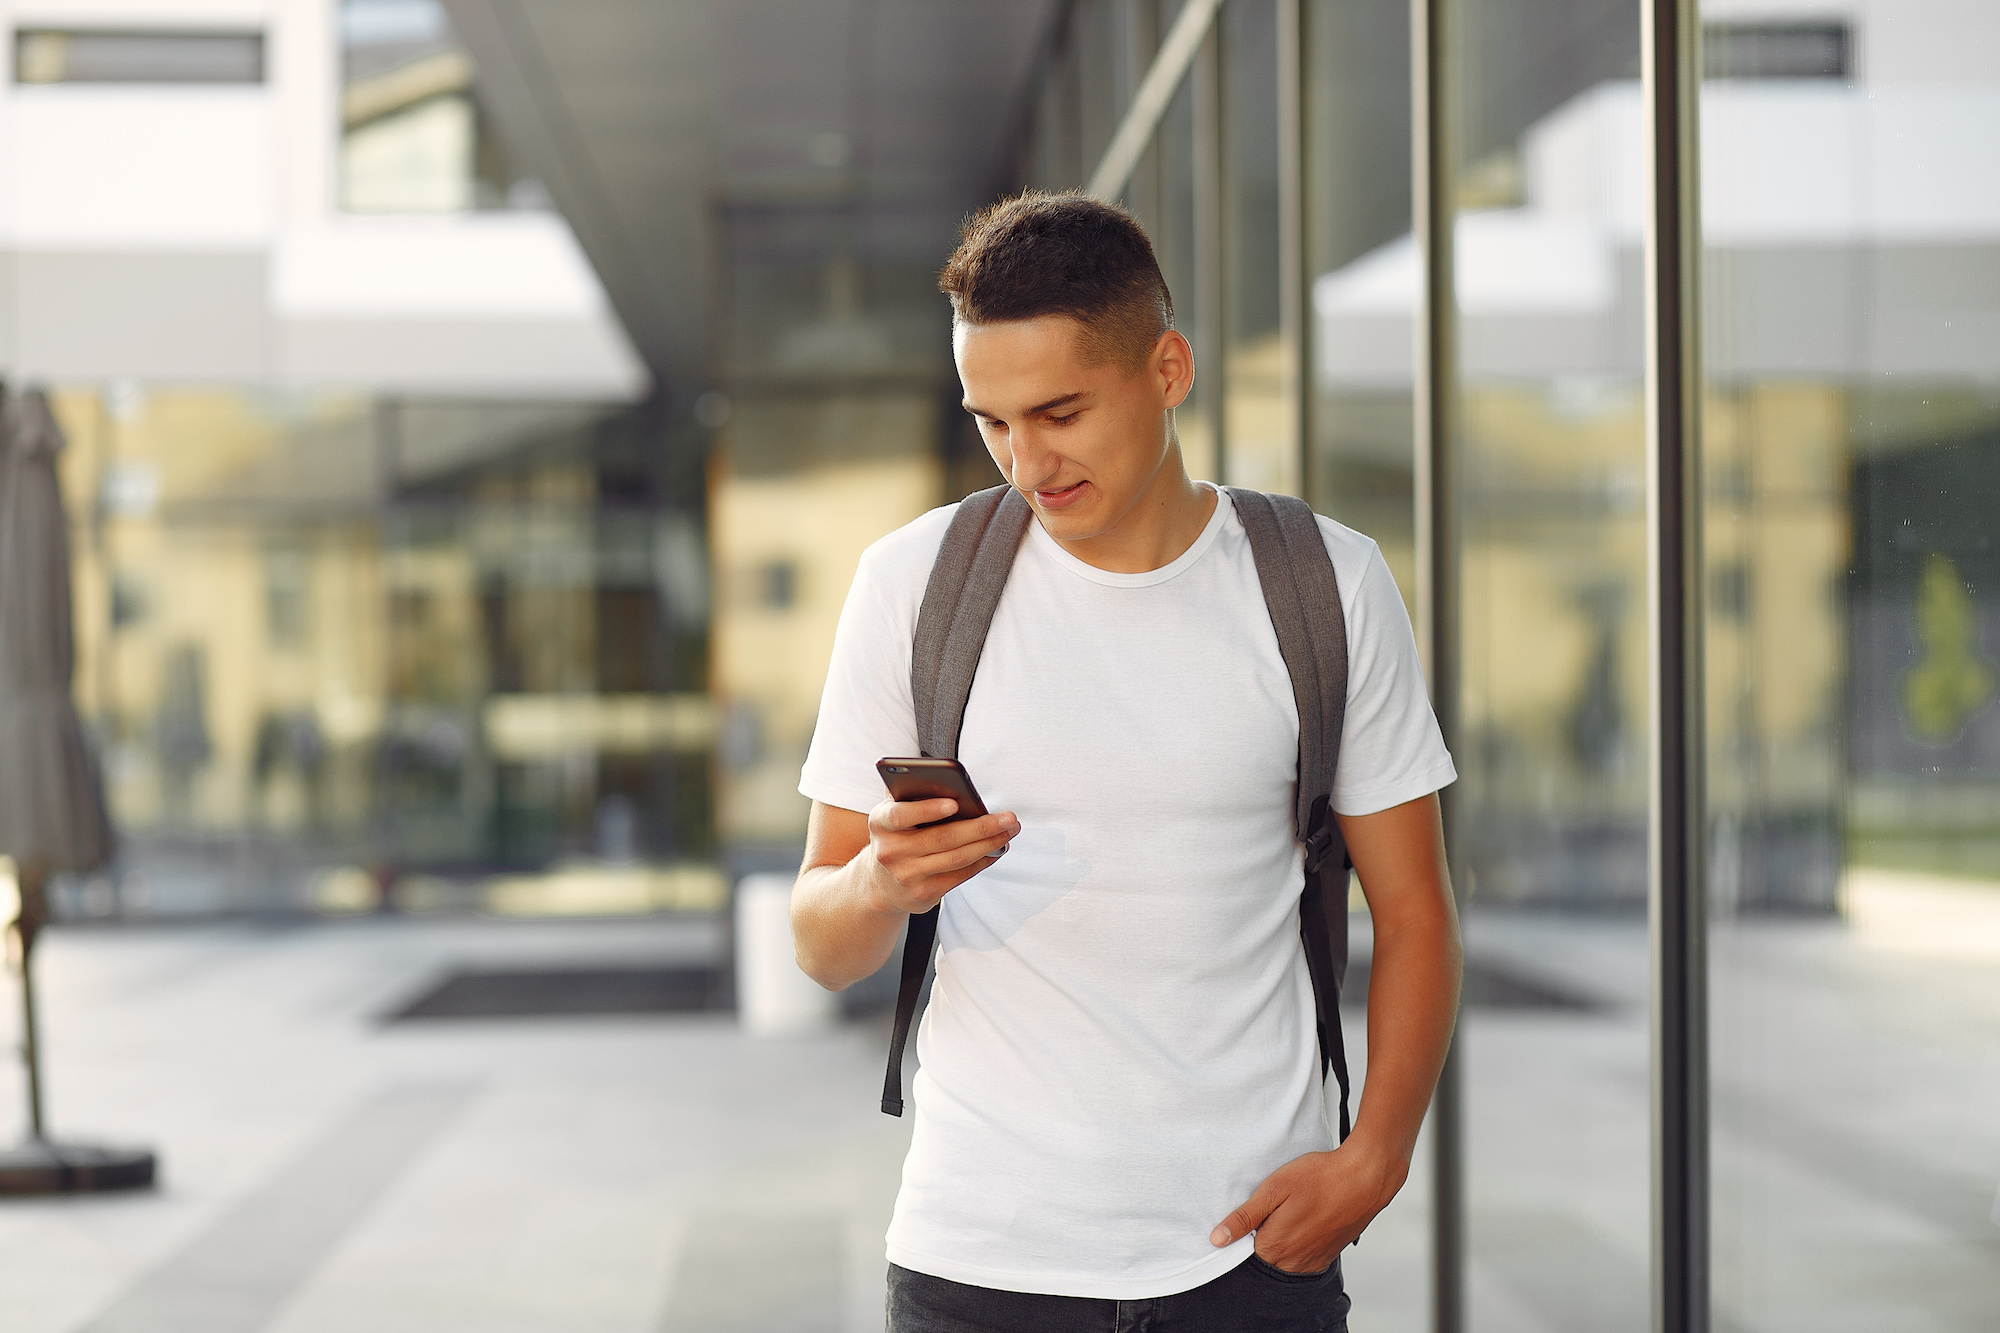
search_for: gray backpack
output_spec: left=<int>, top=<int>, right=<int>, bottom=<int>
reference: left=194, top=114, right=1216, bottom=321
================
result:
left=881, top=483, right=1355, bottom=1142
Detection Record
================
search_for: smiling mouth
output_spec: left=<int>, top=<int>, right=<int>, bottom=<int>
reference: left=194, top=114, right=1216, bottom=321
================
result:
left=1034, top=481, right=1085, bottom=499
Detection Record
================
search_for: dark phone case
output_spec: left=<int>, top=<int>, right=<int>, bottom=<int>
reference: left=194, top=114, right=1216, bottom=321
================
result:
left=876, top=757, right=989, bottom=826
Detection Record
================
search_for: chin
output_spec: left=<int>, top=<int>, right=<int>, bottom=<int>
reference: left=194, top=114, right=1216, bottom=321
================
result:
left=1028, top=497, right=1103, bottom=539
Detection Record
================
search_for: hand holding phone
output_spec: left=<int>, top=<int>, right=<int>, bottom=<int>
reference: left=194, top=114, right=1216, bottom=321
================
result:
left=864, top=757, right=1017, bottom=914
left=876, top=757, right=991, bottom=826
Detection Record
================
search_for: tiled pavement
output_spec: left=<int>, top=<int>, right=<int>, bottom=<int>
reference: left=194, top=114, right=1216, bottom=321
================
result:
left=1, top=874, right=1996, bottom=1332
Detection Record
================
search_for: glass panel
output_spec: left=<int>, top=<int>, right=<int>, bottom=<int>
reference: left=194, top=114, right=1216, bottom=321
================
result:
left=56, top=386, right=714, bottom=917
left=1220, top=0, right=1291, bottom=494
left=1152, top=1, right=1212, bottom=483
left=1074, top=0, right=1123, bottom=176
left=1701, top=2, right=2000, bottom=1326
left=708, top=207, right=948, bottom=862
left=1306, top=0, right=1417, bottom=593
left=1453, top=0, right=1651, bottom=1323
left=1302, top=1, right=1422, bottom=1320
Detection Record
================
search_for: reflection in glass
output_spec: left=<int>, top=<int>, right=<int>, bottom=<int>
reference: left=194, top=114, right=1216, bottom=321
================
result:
left=55, top=388, right=714, bottom=917
left=1151, top=3, right=1212, bottom=483
left=1702, top=2, right=2000, bottom=1325
left=1220, top=0, right=1292, bottom=495
left=708, top=199, right=952, bottom=856
left=1314, top=0, right=1652, bottom=1322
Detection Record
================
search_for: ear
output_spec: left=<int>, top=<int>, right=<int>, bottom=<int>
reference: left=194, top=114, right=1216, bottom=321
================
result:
left=1152, top=330, right=1194, bottom=409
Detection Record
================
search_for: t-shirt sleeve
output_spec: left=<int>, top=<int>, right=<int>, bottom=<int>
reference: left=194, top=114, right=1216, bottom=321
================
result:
left=797, top=522, right=934, bottom=815
left=1324, top=526, right=1458, bottom=816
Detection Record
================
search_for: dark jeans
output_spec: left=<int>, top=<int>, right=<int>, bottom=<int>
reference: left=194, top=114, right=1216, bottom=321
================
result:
left=886, top=1256, right=1350, bottom=1333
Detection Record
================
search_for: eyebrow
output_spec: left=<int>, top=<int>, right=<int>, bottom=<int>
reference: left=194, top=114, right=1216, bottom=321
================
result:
left=962, top=391, right=1088, bottom=419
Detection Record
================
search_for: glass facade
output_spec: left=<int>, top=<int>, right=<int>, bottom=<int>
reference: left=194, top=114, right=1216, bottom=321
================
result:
left=706, top=198, right=955, bottom=866
left=57, top=386, right=715, bottom=918
left=14, top=2, right=1999, bottom=1327
left=1702, top=3, right=2000, bottom=1326
left=1014, top=0, right=2000, bottom=1328
left=1451, top=2, right=1652, bottom=1324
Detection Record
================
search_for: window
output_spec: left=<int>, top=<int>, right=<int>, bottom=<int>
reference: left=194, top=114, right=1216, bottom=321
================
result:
left=14, top=29, right=264, bottom=84
left=1703, top=4, right=2000, bottom=1324
left=1703, top=22, right=1852, bottom=81
left=339, top=0, right=537, bottom=213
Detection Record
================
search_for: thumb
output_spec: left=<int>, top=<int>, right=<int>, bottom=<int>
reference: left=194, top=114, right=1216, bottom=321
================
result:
left=1210, top=1182, right=1284, bottom=1248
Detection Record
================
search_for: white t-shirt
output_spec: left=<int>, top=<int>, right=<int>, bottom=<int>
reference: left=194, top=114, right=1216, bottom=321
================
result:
left=799, top=485, right=1455, bottom=1300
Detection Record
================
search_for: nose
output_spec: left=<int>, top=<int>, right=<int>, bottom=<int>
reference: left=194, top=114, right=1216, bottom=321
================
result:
left=1005, top=426, right=1058, bottom=490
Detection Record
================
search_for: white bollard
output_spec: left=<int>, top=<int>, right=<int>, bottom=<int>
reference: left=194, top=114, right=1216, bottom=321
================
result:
left=735, top=873, right=838, bottom=1037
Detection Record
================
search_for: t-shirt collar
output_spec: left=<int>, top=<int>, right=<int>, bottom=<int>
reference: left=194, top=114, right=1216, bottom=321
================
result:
left=1025, top=481, right=1232, bottom=588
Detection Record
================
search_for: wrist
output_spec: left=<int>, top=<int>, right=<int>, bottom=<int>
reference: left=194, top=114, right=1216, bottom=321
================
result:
left=1334, top=1129, right=1411, bottom=1205
left=853, top=845, right=911, bottom=918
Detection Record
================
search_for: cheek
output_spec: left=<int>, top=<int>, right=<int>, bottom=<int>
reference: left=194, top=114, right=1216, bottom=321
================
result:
left=1078, top=411, right=1158, bottom=479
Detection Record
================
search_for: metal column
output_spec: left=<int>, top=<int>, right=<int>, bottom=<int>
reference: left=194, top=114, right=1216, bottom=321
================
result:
left=1119, top=0, right=1163, bottom=229
left=1278, top=0, right=1309, bottom=498
left=1644, top=0, right=1708, bottom=1329
left=1411, top=1, right=1462, bottom=1330
left=1192, top=20, right=1227, bottom=485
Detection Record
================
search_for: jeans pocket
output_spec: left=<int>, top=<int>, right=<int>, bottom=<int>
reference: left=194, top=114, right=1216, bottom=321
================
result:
left=1249, top=1252, right=1336, bottom=1283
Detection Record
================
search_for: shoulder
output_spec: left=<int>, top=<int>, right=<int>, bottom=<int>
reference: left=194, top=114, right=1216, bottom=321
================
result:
left=855, top=502, right=958, bottom=588
left=1305, top=512, right=1404, bottom=633
left=1222, top=490, right=1396, bottom=618
left=1311, top=512, right=1385, bottom=593
left=1306, top=511, right=1413, bottom=649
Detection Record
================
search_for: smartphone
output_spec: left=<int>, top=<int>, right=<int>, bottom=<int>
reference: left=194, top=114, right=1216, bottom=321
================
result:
left=876, top=757, right=990, bottom=828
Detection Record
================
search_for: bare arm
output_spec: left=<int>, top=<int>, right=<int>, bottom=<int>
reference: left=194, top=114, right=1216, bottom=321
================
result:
left=792, top=798, right=1020, bottom=991
left=1211, top=791, right=1463, bottom=1271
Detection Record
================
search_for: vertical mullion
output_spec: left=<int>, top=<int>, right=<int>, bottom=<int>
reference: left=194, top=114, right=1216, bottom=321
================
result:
left=1278, top=0, right=1308, bottom=498
left=1123, top=0, right=1163, bottom=229
left=1644, top=0, right=1708, bottom=1330
left=1193, top=19, right=1227, bottom=484
left=1411, top=0, right=1463, bottom=1330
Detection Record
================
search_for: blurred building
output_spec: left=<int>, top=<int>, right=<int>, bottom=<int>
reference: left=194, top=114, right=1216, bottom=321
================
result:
left=0, top=0, right=714, bottom=915
left=1314, top=18, right=2000, bottom=905
left=0, top=0, right=1066, bottom=913
left=3, top=4, right=1995, bottom=1330
left=7, top=0, right=1996, bottom=924
left=1001, top=0, right=2000, bottom=914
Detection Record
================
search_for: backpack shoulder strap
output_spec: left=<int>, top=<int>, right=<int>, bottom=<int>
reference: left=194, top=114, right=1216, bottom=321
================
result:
left=911, top=484, right=1033, bottom=761
left=1227, top=487, right=1355, bottom=1141
left=882, top=483, right=1032, bottom=1116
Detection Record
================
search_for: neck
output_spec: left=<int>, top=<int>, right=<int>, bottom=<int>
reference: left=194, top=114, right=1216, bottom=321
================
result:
left=1047, top=444, right=1216, bottom=574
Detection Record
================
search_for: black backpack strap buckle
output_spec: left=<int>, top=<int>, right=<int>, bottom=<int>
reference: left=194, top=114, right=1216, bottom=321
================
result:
left=1302, top=795, right=1336, bottom=874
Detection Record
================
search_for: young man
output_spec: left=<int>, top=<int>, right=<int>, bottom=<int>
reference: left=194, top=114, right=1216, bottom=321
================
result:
left=792, top=193, right=1460, bottom=1332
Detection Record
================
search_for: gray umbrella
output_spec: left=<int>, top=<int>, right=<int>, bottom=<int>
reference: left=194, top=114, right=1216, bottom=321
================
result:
left=0, top=386, right=114, bottom=878
left=0, top=386, right=146, bottom=1192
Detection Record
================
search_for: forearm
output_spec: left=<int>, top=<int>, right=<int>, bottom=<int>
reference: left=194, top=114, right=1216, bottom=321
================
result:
left=1208, top=870, right=1462, bottom=1267
left=1348, top=904, right=1462, bottom=1173
left=791, top=852, right=907, bottom=991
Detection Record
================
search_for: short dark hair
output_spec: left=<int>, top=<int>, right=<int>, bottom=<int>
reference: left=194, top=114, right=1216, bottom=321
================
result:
left=939, top=191, right=1174, bottom=370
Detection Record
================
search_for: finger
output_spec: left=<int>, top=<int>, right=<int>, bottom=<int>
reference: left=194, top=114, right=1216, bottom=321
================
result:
left=877, top=797, right=958, bottom=830
left=907, top=828, right=1015, bottom=882
left=1211, top=1185, right=1284, bottom=1247
left=948, top=825, right=1017, bottom=869
left=900, top=810, right=1017, bottom=858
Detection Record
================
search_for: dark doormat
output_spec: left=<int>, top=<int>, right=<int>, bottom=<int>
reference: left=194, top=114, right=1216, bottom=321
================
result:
left=1342, top=956, right=1608, bottom=1012
left=383, top=965, right=731, bottom=1022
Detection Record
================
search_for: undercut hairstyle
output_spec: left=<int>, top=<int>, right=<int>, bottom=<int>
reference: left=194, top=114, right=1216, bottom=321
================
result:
left=939, top=191, right=1175, bottom=371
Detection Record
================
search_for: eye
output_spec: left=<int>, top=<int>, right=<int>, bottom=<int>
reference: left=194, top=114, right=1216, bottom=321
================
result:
left=1048, top=412, right=1080, bottom=426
